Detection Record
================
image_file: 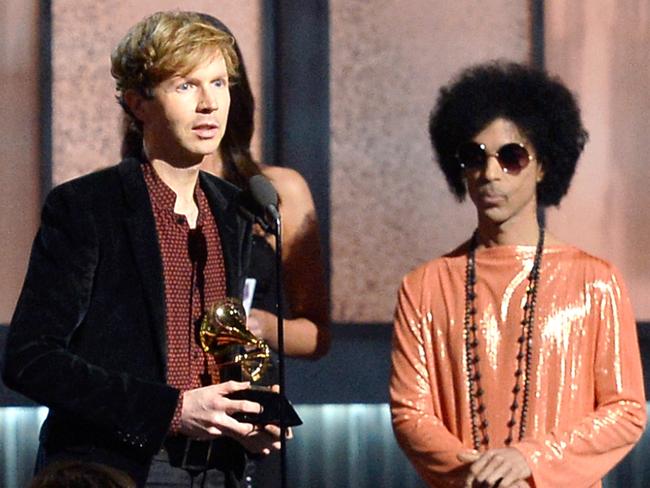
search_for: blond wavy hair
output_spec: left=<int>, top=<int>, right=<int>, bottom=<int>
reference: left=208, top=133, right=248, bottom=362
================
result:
left=111, top=10, right=238, bottom=105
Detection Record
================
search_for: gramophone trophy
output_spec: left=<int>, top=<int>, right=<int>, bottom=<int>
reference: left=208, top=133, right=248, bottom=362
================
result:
left=199, top=298, right=301, bottom=426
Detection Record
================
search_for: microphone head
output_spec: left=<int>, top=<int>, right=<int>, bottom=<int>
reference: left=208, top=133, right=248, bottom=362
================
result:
left=249, top=174, right=279, bottom=209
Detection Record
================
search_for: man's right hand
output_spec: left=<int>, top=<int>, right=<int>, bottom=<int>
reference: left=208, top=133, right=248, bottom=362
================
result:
left=458, top=449, right=531, bottom=487
left=178, top=381, right=282, bottom=455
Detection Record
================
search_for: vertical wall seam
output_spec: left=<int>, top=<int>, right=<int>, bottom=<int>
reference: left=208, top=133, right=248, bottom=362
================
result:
left=39, top=0, right=53, bottom=201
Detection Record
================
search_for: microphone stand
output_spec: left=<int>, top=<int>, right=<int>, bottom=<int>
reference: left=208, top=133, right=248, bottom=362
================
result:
left=269, top=208, right=287, bottom=488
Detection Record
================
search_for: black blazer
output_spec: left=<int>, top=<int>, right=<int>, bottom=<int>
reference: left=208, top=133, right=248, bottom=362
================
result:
left=2, top=158, right=260, bottom=483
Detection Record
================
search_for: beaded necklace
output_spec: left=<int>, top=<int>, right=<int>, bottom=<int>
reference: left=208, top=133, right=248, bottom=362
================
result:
left=464, top=228, right=545, bottom=450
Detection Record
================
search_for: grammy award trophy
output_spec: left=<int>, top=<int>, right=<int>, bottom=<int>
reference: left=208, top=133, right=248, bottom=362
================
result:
left=199, top=298, right=301, bottom=426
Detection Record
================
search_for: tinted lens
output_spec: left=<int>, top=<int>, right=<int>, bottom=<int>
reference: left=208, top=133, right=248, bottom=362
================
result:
left=456, top=142, right=487, bottom=170
left=497, top=143, right=530, bottom=174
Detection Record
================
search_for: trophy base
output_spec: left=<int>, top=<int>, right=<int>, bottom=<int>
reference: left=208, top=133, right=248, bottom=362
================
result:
left=228, top=386, right=302, bottom=427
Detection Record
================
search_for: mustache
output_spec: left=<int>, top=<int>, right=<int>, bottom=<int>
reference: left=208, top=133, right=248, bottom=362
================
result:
left=477, top=186, right=506, bottom=198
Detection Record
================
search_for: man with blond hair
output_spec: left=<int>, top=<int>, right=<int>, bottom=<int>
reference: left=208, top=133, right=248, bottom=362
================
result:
left=3, top=11, right=279, bottom=488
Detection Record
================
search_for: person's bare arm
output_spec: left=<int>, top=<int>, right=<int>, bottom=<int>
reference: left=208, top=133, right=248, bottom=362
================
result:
left=247, top=166, right=330, bottom=358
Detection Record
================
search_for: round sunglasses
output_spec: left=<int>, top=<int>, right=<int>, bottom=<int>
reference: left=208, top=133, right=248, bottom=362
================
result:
left=455, top=142, right=533, bottom=175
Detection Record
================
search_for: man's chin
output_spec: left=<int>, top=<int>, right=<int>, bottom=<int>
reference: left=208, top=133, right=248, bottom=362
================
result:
left=478, top=207, right=509, bottom=225
left=159, top=151, right=209, bottom=169
left=147, top=139, right=221, bottom=167
left=181, top=142, right=220, bottom=162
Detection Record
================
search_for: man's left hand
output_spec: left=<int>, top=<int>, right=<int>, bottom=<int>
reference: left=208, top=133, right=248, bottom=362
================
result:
left=458, top=448, right=531, bottom=487
left=246, top=308, right=276, bottom=342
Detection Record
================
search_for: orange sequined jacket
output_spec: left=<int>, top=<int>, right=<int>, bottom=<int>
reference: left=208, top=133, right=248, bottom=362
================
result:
left=390, top=244, right=646, bottom=487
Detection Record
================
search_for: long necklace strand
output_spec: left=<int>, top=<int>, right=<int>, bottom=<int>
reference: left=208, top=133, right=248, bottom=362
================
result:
left=464, top=228, right=545, bottom=450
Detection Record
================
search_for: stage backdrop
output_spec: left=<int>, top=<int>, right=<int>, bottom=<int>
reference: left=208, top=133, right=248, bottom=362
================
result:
left=0, top=1, right=41, bottom=323
left=2, top=1, right=648, bottom=325
left=545, top=0, right=650, bottom=320
left=46, top=0, right=536, bottom=326
left=329, top=0, right=533, bottom=322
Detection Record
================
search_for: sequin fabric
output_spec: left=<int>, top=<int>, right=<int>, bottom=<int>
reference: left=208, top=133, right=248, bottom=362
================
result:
left=390, top=244, right=646, bottom=488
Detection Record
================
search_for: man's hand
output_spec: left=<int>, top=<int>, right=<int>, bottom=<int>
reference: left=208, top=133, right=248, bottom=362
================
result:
left=229, top=383, right=292, bottom=455
left=178, top=381, right=285, bottom=455
left=236, top=422, right=290, bottom=456
left=179, top=381, right=260, bottom=440
left=246, top=308, right=276, bottom=342
left=458, top=448, right=531, bottom=487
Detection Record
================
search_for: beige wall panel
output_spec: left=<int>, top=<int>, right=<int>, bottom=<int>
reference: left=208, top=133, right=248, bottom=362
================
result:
left=330, top=1, right=532, bottom=323
left=545, top=1, right=650, bottom=319
left=0, top=0, right=41, bottom=323
left=51, top=0, right=263, bottom=185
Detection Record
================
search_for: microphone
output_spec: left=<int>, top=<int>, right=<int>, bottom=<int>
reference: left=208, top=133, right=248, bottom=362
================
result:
left=247, top=174, right=289, bottom=488
left=249, top=174, right=279, bottom=221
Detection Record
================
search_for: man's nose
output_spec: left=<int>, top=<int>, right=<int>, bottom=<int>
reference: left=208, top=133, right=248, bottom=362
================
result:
left=197, top=87, right=218, bottom=112
left=483, top=155, right=502, bottom=180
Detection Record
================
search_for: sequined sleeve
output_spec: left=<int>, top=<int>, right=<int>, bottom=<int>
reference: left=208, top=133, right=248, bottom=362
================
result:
left=513, top=266, right=646, bottom=487
left=390, top=267, right=467, bottom=488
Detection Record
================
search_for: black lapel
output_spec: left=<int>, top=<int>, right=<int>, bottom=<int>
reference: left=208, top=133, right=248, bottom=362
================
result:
left=118, top=158, right=167, bottom=373
left=199, top=171, right=251, bottom=299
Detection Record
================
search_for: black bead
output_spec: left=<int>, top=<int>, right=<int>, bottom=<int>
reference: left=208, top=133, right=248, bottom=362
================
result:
left=463, top=227, right=543, bottom=450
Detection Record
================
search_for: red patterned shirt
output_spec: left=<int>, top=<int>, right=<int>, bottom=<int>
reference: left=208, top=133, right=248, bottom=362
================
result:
left=142, top=163, right=227, bottom=433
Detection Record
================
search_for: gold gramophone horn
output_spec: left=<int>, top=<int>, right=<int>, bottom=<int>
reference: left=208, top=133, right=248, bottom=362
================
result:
left=199, top=298, right=271, bottom=382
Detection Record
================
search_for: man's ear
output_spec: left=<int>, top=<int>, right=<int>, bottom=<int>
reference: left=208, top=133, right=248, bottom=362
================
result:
left=123, top=89, right=148, bottom=122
